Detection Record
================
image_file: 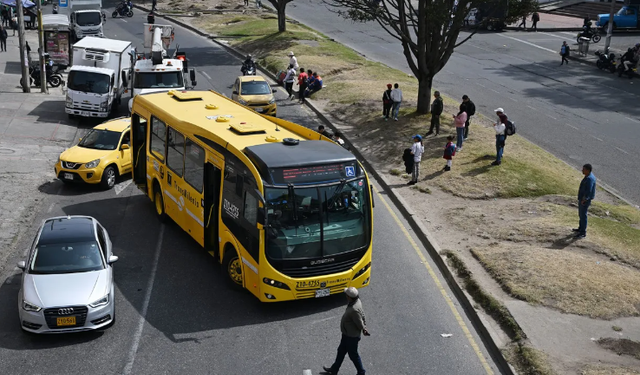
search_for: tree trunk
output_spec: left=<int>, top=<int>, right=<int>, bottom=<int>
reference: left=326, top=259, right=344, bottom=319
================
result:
left=416, top=75, right=433, bottom=114
left=277, top=4, right=287, bottom=32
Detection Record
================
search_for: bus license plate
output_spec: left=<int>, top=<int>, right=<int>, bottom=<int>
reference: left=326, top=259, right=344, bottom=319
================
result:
left=64, top=173, right=73, bottom=180
left=315, top=288, right=330, bottom=298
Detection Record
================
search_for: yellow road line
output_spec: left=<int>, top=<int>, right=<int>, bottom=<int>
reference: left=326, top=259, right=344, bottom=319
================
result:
left=375, top=187, right=494, bottom=375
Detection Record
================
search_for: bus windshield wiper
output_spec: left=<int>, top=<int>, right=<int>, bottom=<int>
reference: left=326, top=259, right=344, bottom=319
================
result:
left=287, top=183, right=298, bottom=224
left=327, top=179, right=347, bottom=210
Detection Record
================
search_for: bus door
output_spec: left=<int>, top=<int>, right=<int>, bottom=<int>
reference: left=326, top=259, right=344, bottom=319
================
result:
left=131, top=113, right=148, bottom=192
left=204, top=162, right=221, bottom=259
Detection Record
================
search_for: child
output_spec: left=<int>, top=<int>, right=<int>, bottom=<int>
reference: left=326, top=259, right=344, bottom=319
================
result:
left=408, top=135, right=424, bottom=185
left=443, top=135, right=456, bottom=171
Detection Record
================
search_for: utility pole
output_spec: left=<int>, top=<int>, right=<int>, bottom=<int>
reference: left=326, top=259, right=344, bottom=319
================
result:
left=36, top=0, right=48, bottom=93
left=16, top=0, right=31, bottom=93
left=603, top=0, right=616, bottom=54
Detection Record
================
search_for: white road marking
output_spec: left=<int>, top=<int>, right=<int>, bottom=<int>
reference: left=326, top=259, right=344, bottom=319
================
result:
left=123, top=225, right=165, bottom=375
left=121, top=19, right=127, bottom=23
left=546, top=114, right=557, bottom=120
left=476, top=82, right=486, bottom=88
left=590, top=135, right=603, bottom=142
left=537, top=31, right=570, bottom=40
left=625, top=116, right=640, bottom=123
left=47, top=202, right=55, bottom=213
left=489, top=88, right=500, bottom=94
left=615, top=146, right=630, bottom=155
left=115, top=179, right=133, bottom=196
left=497, top=33, right=557, bottom=54
left=527, top=105, right=537, bottom=110
left=508, top=97, right=518, bottom=102
left=201, top=71, right=211, bottom=80
left=566, top=123, right=579, bottom=130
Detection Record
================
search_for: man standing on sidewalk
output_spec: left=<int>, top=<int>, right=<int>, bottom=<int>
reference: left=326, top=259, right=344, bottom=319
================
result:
left=0, top=25, right=7, bottom=52
left=459, top=95, right=475, bottom=140
left=390, top=83, right=402, bottom=121
left=531, top=12, right=540, bottom=31
left=323, top=287, right=369, bottom=375
left=425, top=91, right=443, bottom=136
left=574, top=164, right=596, bottom=239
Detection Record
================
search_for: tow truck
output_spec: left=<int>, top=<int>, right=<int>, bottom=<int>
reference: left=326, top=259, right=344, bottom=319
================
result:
left=128, top=23, right=197, bottom=112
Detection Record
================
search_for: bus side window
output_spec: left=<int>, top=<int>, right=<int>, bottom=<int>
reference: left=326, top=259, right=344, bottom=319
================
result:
left=150, top=116, right=167, bottom=161
left=243, top=191, right=258, bottom=225
left=184, top=139, right=205, bottom=192
left=166, top=127, right=185, bottom=177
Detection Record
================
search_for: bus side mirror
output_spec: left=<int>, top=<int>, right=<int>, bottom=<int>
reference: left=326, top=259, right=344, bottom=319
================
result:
left=370, top=185, right=375, bottom=208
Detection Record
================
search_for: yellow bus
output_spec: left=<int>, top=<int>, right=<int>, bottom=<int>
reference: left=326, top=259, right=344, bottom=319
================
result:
left=130, top=90, right=373, bottom=302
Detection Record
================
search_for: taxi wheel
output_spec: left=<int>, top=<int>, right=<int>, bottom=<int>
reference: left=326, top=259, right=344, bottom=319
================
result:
left=153, top=182, right=168, bottom=223
left=223, top=249, right=243, bottom=288
left=100, top=166, right=117, bottom=190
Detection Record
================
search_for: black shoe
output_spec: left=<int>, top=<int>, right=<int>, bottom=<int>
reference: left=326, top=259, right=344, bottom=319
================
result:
left=407, top=180, right=416, bottom=185
left=425, top=131, right=433, bottom=136
left=572, top=228, right=580, bottom=232
left=443, top=166, right=451, bottom=171
left=574, top=233, right=586, bottom=239
left=322, top=366, right=336, bottom=374
left=491, top=161, right=501, bottom=166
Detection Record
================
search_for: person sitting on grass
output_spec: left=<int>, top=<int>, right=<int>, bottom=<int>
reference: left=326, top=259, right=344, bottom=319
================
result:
left=305, top=72, right=323, bottom=97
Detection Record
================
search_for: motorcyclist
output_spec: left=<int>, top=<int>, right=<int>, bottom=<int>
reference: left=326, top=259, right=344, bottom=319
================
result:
left=241, top=54, right=256, bottom=75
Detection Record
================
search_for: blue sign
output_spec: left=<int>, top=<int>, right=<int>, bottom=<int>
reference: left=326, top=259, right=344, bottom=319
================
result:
left=345, top=166, right=355, bottom=178
left=59, top=0, right=68, bottom=7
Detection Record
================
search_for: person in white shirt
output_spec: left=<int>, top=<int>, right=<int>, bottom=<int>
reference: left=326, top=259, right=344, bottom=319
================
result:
left=283, top=64, right=297, bottom=100
left=408, top=135, right=424, bottom=185
left=288, top=51, right=299, bottom=70
left=390, top=83, right=403, bottom=121
left=493, top=108, right=508, bottom=166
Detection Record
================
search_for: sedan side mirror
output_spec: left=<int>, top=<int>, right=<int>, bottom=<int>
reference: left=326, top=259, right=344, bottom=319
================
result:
left=17, top=261, right=26, bottom=271
left=108, top=255, right=119, bottom=264
left=120, top=144, right=130, bottom=150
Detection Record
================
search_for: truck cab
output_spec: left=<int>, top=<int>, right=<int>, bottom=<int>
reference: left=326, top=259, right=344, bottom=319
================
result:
left=598, top=4, right=640, bottom=29
left=59, top=0, right=105, bottom=41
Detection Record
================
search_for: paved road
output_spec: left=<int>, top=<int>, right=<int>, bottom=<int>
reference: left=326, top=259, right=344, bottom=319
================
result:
left=0, top=4, right=500, bottom=375
left=287, top=0, right=640, bottom=205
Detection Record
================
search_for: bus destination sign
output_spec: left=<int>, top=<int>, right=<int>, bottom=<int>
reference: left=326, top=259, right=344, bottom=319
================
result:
left=272, top=163, right=356, bottom=184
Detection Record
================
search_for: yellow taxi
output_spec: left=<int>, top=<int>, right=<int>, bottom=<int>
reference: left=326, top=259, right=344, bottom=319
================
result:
left=231, top=75, right=277, bottom=116
left=55, top=117, right=131, bottom=190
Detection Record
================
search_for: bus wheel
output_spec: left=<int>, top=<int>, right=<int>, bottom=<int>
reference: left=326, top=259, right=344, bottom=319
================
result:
left=153, top=182, right=168, bottom=223
left=223, top=249, right=243, bottom=288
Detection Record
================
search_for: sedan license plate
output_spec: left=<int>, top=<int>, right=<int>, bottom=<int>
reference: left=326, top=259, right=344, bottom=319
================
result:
left=315, top=288, right=331, bottom=298
left=56, top=316, right=76, bottom=326
left=64, top=173, right=74, bottom=180
left=80, top=111, right=90, bottom=117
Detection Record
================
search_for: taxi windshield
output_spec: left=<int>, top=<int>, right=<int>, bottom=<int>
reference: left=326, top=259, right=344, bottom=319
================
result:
left=241, top=81, right=272, bottom=96
left=78, top=129, right=123, bottom=150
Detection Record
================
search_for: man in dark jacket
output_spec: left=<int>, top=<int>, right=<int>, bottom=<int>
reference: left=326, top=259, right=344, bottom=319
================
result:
left=0, top=25, right=7, bottom=52
left=459, top=95, right=475, bottom=140
left=382, top=83, right=392, bottom=120
left=425, top=91, right=443, bottom=136
left=573, top=164, right=596, bottom=239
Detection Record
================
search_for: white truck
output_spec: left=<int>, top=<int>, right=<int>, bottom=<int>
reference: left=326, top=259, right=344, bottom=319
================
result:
left=59, top=0, right=105, bottom=41
left=127, top=23, right=196, bottom=112
left=66, top=37, right=132, bottom=119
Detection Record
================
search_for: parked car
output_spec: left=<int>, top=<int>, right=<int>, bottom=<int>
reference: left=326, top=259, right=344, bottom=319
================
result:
left=231, top=75, right=278, bottom=117
left=17, top=216, right=118, bottom=333
left=597, top=5, right=640, bottom=29
left=54, top=117, right=131, bottom=189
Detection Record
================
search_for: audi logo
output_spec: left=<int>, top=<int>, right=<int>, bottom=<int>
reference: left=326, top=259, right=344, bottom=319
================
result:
left=58, top=308, right=74, bottom=315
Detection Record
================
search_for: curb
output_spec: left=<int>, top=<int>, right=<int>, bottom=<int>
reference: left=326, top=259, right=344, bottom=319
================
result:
left=135, top=6, right=519, bottom=374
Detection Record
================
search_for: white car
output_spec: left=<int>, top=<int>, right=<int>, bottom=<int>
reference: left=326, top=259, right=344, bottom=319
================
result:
left=17, top=216, right=118, bottom=333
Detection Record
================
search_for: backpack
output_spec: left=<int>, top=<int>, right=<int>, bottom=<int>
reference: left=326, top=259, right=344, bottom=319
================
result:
left=402, top=148, right=414, bottom=174
left=505, top=120, right=516, bottom=136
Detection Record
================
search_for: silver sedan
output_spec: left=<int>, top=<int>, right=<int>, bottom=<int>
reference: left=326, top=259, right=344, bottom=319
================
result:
left=17, top=215, right=118, bottom=333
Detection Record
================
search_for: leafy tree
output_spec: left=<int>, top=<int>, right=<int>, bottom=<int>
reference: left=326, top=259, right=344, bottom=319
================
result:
left=325, top=0, right=537, bottom=114
left=268, top=0, right=295, bottom=32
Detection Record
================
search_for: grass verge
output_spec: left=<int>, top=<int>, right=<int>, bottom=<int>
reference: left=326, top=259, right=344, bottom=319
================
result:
left=502, top=343, right=557, bottom=375
left=597, top=338, right=640, bottom=360
left=581, top=364, right=640, bottom=375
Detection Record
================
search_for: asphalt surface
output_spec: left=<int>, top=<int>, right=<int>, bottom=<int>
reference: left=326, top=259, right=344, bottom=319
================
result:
left=0, top=4, right=500, bottom=374
left=287, top=0, right=640, bottom=205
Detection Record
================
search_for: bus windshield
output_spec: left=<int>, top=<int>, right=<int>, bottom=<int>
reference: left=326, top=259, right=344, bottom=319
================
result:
left=264, top=178, right=371, bottom=260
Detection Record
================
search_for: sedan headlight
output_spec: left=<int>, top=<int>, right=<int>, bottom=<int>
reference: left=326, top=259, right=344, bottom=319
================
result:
left=84, top=159, right=101, bottom=169
left=89, top=295, right=109, bottom=308
left=238, top=98, right=248, bottom=106
left=268, top=97, right=276, bottom=104
left=23, top=300, right=42, bottom=312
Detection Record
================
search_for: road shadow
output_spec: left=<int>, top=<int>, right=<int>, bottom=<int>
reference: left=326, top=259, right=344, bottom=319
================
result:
left=38, top=175, right=132, bottom=197
left=0, top=278, right=104, bottom=350
left=60, top=196, right=346, bottom=342
left=3, top=61, right=22, bottom=75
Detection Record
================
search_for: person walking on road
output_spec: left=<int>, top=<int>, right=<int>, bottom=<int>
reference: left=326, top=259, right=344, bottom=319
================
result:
left=390, top=83, right=402, bottom=121
left=283, top=64, right=296, bottom=100
left=0, top=25, right=7, bottom=52
left=443, top=135, right=456, bottom=171
left=408, top=135, right=424, bottom=185
left=574, top=164, right=596, bottom=239
left=453, top=110, right=467, bottom=152
left=382, top=83, right=393, bottom=120
left=425, top=91, right=443, bottom=136
left=560, top=41, right=570, bottom=65
left=152, top=0, right=157, bottom=11
left=459, top=95, right=475, bottom=140
left=317, top=125, right=333, bottom=139
left=323, top=287, right=370, bottom=375
left=297, top=67, right=308, bottom=104
left=492, top=108, right=508, bottom=166
left=531, top=12, right=540, bottom=31
left=517, top=15, right=526, bottom=29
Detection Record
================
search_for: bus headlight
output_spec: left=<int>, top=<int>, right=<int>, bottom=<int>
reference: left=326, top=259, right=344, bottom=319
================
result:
left=352, top=262, right=371, bottom=280
left=263, top=277, right=290, bottom=290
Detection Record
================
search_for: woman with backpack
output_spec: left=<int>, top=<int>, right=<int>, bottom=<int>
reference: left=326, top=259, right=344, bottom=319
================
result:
left=382, top=83, right=392, bottom=120
left=493, top=108, right=508, bottom=166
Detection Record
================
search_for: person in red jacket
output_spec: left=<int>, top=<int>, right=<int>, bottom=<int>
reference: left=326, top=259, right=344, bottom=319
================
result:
left=297, top=68, right=308, bottom=104
left=443, top=135, right=456, bottom=171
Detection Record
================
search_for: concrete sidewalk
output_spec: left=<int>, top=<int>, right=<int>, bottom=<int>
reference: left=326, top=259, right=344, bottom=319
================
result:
left=506, top=12, right=584, bottom=31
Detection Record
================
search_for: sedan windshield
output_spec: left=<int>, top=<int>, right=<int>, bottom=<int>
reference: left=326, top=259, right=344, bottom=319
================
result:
left=241, top=81, right=272, bottom=96
left=134, top=71, right=184, bottom=89
left=76, top=12, right=102, bottom=26
left=78, top=129, right=122, bottom=150
left=68, top=71, right=110, bottom=94
left=30, top=241, right=104, bottom=274
left=265, top=178, right=371, bottom=260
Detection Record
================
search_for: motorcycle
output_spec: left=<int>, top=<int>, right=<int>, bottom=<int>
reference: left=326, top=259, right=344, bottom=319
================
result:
left=594, top=50, right=617, bottom=73
left=577, top=26, right=601, bottom=44
left=19, top=63, right=64, bottom=88
left=617, top=58, right=637, bottom=78
left=241, top=63, right=256, bottom=76
left=112, top=1, right=133, bottom=18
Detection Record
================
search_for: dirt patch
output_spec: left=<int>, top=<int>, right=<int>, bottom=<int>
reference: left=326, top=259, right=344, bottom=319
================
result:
left=597, top=338, right=640, bottom=360
left=473, top=245, right=640, bottom=319
left=581, top=364, right=640, bottom=375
